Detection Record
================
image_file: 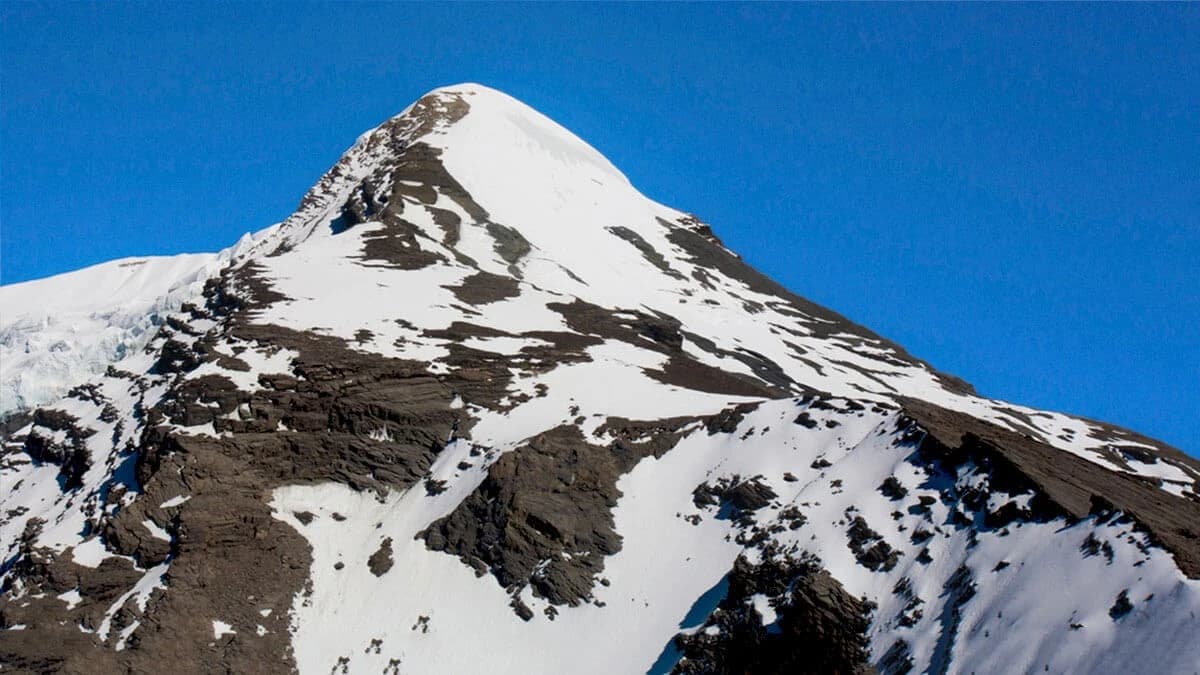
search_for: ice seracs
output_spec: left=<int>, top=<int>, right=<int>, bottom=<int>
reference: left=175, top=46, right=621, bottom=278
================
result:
left=0, top=230, right=268, bottom=415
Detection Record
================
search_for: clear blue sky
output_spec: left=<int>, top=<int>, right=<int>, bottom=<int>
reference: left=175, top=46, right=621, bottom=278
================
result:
left=2, top=3, right=1197, bottom=455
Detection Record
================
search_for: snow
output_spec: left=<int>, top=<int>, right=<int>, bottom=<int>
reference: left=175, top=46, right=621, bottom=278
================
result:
left=98, top=560, right=170, bottom=645
left=212, top=620, right=237, bottom=639
left=0, top=254, right=214, bottom=413
left=0, top=375, right=156, bottom=567
left=142, top=519, right=171, bottom=542
left=160, top=495, right=192, bottom=508
left=269, top=397, right=1200, bottom=674
left=469, top=340, right=758, bottom=448
left=57, top=588, right=82, bottom=610
left=70, top=537, right=118, bottom=568
left=184, top=340, right=298, bottom=393
left=750, top=593, right=777, bottom=625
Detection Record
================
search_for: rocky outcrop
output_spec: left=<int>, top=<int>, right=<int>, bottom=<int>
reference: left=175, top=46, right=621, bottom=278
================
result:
left=670, top=550, right=874, bottom=675
left=900, top=397, right=1200, bottom=578
left=22, top=409, right=95, bottom=491
left=423, top=419, right=693, bottom=607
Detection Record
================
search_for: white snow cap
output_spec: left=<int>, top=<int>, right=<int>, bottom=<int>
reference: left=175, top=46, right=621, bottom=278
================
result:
left=419, top=82, right=632, bottom=186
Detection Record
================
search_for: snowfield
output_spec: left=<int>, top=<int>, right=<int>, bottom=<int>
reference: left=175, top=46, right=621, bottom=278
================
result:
left=272, top=398, right=1200, bottom=674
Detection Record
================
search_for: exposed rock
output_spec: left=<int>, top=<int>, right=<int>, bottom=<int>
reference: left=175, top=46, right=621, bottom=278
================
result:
left=445, top=271, right=521, bottom=305
left=693, top=475, right=778, bottom=527
left=879, top=477, right=908, bottom=501
left=368, top=538, right=395, bottom=576
left=23, top=408, right=94, bottom=491
left=1109, top=590, right=1133, bottom=620
left=670, top=551, right=874, bottom=674
left=901, top=397, right=1200, bottom=578
left=662, top=216, right=975, bottom=397
left=706, top=403, right=760, bottom=436
left=847, top=516, right=901, bottom=573
left=424, top=425, right=652, bottom=606
left=606, top=226, right=685, bottom=279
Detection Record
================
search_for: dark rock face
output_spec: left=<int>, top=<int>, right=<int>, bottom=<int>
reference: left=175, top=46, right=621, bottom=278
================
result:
left=705, top=403, right=761, bottom=436
left=692, top=475, right=778, bottom=527
left=927, top=565, right=976, bottom=675
left=670, top=551, right=874, bottom=675
left=900, top=397, right=1200, bottom=578
left=22, top=408, right=95, bottom=491
left=1108, top=590, right=1133, bottom=620
left=606, top=225, right=686, bottom=279
left=877, top=638, right=915, bottom=675
left=547, top=300, right=789, bottom=398
left=445, top=270, right=521, bottom=305
left=103, top=494, right=173, bottom=567
left=368, top=538, right=395, bottom=577
left=662, top=216, right=975, bottom=398
left=879, top=477, right=908, bottom=501
left=846, top=516, right=901, bottom=573
left=794, top=411, right=819, bottom=429
left=423, top=421, right=690, bottom=606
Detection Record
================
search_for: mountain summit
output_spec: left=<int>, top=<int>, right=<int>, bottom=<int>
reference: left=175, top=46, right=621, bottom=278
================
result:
left=2, top=84, right=1197, bottom=674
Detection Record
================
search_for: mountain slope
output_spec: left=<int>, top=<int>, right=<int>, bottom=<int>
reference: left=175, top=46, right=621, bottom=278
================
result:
left=1, top=84, right=1197, bottom=674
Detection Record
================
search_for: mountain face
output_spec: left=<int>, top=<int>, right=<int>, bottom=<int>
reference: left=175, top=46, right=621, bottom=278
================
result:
left=1, top=84, right=1197, bottom=674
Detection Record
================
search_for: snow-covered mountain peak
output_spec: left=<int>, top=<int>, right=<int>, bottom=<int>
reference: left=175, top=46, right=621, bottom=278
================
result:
left=273, top=82, right=633, bottom=251
left=422, top=82, right=630, bottom=186
left=2, top=85, right=1198, bottom=674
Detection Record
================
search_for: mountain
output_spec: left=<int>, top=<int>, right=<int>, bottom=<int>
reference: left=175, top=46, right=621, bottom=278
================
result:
left=1, top=83, right=1197, bottom=674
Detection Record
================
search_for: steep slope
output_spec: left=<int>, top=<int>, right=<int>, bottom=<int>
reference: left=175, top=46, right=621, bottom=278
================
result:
left=1, top=84, right=1197, bottom=674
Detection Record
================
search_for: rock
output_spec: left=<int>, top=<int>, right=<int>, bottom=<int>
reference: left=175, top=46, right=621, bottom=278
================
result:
left=368, top=538, right=394, bottom=577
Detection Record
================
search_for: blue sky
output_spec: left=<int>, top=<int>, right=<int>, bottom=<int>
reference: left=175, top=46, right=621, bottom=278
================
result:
left=2, top=3, right=1197, bottom=455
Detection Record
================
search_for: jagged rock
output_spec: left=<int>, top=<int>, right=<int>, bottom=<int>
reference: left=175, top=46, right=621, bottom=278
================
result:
left=671, top=552, right=874, bottom=674
left=368, top=538, right=394, bottom=576
left=847, top=516, right=901, bottom=573
left=424, top=422, right=688, bottom=607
